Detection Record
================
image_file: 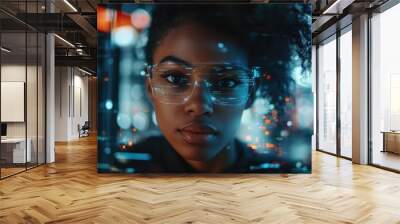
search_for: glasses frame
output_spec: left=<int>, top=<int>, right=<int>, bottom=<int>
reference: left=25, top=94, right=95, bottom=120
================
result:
left=145, top=63, right=261, bottom=106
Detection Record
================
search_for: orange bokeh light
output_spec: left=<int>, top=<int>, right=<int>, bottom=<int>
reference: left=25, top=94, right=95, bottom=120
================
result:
left=97, top=7, right=133, bottom=33
left=97, top=6, right=113, bottom=33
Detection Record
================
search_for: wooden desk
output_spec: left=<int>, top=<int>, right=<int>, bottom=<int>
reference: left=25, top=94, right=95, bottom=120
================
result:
left=381, top=131, right=400, bottom=154
left=1, top=138, right=31, bottom=163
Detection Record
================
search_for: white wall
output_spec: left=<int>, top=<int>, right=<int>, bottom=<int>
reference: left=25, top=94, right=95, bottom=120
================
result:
left=1, top=65, right=40, bottom=137
left=55, top=66, right=69, bottom=141
left=55, top=67, right=89, bottom=141
left=72, top=72, right=89, bottom=138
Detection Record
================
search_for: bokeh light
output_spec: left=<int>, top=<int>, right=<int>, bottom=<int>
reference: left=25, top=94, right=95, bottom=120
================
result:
left=112, top=26, right=138, bottom=47
left=132, top=112, right=149, bottom=131
left=105, top=100, right=113, bottom=110
left=104, top=147, right=111, bottom=155
left=117, top=113, right=131, bottom=129
left=253, top=98, right=271, bottom=115
left=130, top=84, right=144, bottom=100
left=97, top=6, right=114, bottom=32
left=131, top=9, right=151, bottom=30
left=115, top=152, right=151, bottom=161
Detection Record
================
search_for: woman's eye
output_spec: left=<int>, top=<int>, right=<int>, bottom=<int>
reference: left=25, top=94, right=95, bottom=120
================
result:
left=216, top=78, right=239, bottom=88
left=163, top=73, right=188, bottom=86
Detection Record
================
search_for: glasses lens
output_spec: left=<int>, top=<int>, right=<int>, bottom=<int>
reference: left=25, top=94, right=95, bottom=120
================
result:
left=149, top=63, right=255, bottom=105
left=206, top=66, right=253, bottom=105
left=150, top=63, right=193, bottom=104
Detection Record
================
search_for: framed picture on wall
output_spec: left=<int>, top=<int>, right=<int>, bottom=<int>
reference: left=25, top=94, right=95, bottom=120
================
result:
left=1, top=81, right=25, bottom=122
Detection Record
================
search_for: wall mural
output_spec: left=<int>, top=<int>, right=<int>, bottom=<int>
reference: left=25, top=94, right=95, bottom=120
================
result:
left=97, top=3, right=313, bottom=173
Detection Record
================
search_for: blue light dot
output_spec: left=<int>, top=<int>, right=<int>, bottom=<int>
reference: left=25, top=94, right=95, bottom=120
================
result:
left=114, top=152, right=151, bottom=161
left=296, top=161, right=302, bottom=168
left=217, top=42, right=225, bottom=49
left=126, top=168, right=135, bottom=173
left=105, top=100, right=113, bottom=110
left=140, top=70, right=146, bottom=76
left=117, top=113, right=131, bottom=130
left=280, top=130, right=289, bottom=137
left=104, top=147, right=111, bottom=154
left=287, top=121, right=293, bottom=127
left=98, top=163, right=110, bottom=170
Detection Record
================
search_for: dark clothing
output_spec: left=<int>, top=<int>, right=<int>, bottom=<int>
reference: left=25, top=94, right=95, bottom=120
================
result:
left=115, top=136, right=295, bottom=173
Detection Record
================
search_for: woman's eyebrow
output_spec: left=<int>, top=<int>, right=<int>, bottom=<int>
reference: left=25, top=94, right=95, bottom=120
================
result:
left=159, top=56, right=192, bottom=67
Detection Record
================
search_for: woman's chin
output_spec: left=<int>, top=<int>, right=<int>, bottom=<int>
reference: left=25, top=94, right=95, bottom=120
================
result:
left=179, top=146, right=217, bottom=162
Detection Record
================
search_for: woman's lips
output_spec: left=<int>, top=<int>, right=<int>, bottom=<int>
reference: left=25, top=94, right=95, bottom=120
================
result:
left=178, top=123, right=218, bottom=145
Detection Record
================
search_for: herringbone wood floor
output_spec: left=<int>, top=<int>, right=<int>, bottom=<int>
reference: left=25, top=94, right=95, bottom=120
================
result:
left=1, top=135, right=400, bottom=224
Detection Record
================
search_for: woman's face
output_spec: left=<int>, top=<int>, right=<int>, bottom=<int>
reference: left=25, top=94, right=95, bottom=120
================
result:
left=148, top=22, right=249, bottom=162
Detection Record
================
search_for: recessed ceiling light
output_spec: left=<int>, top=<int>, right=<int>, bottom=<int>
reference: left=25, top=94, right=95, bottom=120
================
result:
left=1, top=47, right=11, bottom=53
left=54, top=34, right=75, bottom=48
left=63, top=0, right=78, bottom=12
left=78, top=67, right=93, bottom=76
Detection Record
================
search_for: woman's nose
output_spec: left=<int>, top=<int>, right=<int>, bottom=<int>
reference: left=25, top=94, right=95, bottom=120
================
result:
left=183, top=81, right=214, bottom=116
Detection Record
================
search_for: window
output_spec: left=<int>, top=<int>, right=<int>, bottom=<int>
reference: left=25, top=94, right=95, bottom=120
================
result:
left=317, top=36, right=337, bottom=154
left=339, top=29, right=352, bottom=158
left=371, top=2, right=400, bottom=171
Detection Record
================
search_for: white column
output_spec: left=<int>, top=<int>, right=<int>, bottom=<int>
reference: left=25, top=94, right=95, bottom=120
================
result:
left=46, top=33, right=55, bottom=163
left=45, top=0, right=55, bottom=163
left=352, top=14, right=369, bottom=164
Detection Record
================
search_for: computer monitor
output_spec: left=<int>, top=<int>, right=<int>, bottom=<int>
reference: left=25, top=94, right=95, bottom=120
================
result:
left=1, top=123, right=7, bottom=137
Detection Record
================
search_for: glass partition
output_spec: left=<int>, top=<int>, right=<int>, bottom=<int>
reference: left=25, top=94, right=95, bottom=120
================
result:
left=1, top=30, right=28, bottom=177
left=38, top=31, right=45, bottom=165
left=0, top=0, right=46, bottom=179
left=27, top=30, right=38, bottom=169
left=317, top=36, right=337, bottom=155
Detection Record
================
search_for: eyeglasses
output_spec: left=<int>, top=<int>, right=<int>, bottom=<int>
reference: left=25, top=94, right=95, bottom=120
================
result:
left=146, top=62, right=260, bottom=106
